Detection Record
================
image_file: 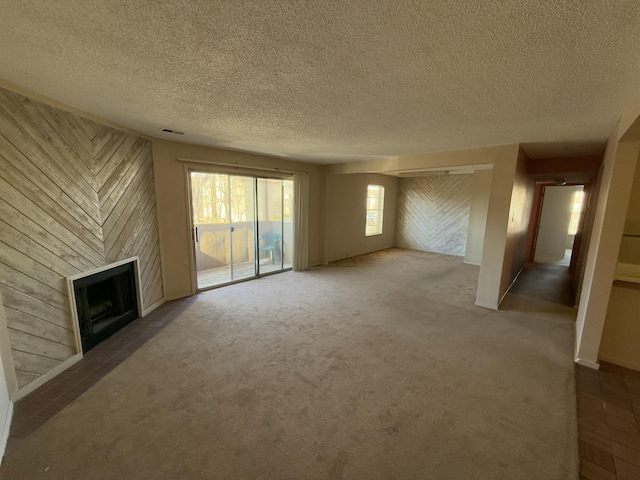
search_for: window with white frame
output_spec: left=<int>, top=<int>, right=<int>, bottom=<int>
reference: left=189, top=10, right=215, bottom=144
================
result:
left=365, top=185, right=385, bottom=236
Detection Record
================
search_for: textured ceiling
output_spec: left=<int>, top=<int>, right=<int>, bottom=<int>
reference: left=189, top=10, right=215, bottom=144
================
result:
left=2, top=1, right=640, bottom=163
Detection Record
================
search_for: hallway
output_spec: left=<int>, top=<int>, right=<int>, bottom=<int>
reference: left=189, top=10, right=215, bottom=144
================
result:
left=508, top=262, right=575, bottom=307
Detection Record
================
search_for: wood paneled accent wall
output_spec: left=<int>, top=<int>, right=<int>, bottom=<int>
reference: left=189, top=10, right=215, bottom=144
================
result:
left=0, top=87, right=163, bottom=390
left=396, top=175, right=472, bottom=256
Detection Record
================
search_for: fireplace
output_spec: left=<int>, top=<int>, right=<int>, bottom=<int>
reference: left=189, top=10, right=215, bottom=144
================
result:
left=72, top=261, right=139, bottom=352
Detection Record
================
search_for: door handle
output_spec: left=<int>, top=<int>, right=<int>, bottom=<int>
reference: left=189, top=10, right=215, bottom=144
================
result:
left=230, top=226, right=235, bottom=232
left=194, top=227, right=199, bottom=243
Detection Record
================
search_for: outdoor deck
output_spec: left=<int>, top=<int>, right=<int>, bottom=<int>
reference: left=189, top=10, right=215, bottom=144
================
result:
left=197, top=260, right=291, bottom=289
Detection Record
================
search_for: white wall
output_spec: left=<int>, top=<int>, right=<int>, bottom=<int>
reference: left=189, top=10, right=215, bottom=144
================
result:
left=534, top=186, right=582, bottom=263
left=464, top=169, right=492, bottom=265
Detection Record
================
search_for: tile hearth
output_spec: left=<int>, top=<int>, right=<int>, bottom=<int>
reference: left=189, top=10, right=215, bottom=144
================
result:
left=8, top=297, right=194, bottom=439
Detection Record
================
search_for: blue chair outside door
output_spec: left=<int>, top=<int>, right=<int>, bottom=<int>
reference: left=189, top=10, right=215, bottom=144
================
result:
left=259, top=233, right=281, bottom=265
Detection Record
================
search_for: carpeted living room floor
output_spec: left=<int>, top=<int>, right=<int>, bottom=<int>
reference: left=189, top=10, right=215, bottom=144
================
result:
left=0, top=248, right=578, bottom=479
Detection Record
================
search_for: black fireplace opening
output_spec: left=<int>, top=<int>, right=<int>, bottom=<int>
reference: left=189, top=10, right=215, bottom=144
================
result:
left=74, top=262, right=139, bottom=352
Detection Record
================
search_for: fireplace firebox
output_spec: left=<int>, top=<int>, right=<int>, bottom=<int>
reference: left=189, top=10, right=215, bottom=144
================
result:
left=73, top=262, right=139, bottom=352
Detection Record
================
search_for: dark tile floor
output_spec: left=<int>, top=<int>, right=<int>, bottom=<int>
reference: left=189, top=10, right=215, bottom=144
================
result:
left=9, top=297, right=195, bottom=439
left=576, top=361, right=640, bottom=480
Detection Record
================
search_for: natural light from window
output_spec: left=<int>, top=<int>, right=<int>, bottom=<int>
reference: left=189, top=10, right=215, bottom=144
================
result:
left=568, top=189, right=584, bottom=235
left=365, top=185, right=384, bottom=236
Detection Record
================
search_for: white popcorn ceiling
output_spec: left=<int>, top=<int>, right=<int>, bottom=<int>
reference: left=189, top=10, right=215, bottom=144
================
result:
left=1, top=1, right=640, bottom=163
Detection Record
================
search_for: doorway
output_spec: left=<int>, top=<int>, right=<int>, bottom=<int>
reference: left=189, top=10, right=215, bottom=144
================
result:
left=533, top=185, right=585, bottom=266
left=189, top=171, right=294, bottom=290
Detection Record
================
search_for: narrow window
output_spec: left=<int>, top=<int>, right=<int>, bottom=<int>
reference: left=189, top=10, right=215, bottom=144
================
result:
left=567, top=189, right=584, bottom=235
left=365, top=185, right=385, bottom=236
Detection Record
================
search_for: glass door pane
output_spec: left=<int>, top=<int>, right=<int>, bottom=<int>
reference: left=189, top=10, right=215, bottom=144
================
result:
left=228, top=175, right=256, bottom=282
left=283, top=179, right=293, bottom=269
left=190, top=172, right=232, bottom=289
left=257, top=178, right=285, bottom=274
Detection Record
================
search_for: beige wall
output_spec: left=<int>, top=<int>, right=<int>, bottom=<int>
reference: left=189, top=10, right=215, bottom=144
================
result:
left=598, top=152, right=640, bottom=370
left=152, top=140, right=327, bottom=300
left=626, top=159, right=640, bottom=218
left=325, top=173, right=398, bottom=262
left=575, top=127, right=640, bottom=368
left=619, top=163, right=640, bottom=264
left=600, top=282, right=640, bottom=370
left=575, top=80, right=640, bottom=370
left=464, top=169, right=493, bottom=266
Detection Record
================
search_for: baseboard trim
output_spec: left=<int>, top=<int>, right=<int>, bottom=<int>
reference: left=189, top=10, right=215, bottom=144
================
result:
left=0, top=400, right=13, bottom=464
left=575, top=357, right=600, bottom=370
left=496, top=266, right=524, bottom=308
left=14, top=353, right=83, bottom=401
left=474, top=300, right=499, bottom=310
left=142, top=297, right=165, bottom=317
left=597, top=354, right=640, bottom=373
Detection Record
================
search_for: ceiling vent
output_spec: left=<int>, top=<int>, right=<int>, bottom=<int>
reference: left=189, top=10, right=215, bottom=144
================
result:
left=160, top=128, right=185, bottom=135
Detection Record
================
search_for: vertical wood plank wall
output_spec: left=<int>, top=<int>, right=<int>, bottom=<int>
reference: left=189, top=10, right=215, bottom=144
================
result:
left=396, top=175, right=473, bottom=256
left=0, top=87, right=163, bottom=390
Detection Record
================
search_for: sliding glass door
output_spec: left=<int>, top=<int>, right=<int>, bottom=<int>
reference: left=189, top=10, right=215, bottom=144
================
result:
left=190, top=171, right=293, bottom=290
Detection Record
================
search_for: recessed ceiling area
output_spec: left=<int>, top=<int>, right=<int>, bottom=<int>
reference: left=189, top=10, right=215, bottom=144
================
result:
left=1, top=1, right=640, bottom=163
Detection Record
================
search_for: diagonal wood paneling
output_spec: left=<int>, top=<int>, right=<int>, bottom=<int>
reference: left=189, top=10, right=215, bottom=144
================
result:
left=396, top=175, right=473, bottom=256
left=0, top=87, right=163, bottom=390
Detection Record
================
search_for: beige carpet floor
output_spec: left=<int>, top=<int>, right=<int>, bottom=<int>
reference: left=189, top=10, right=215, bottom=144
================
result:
left=0, top=248, right=578, bottom=479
